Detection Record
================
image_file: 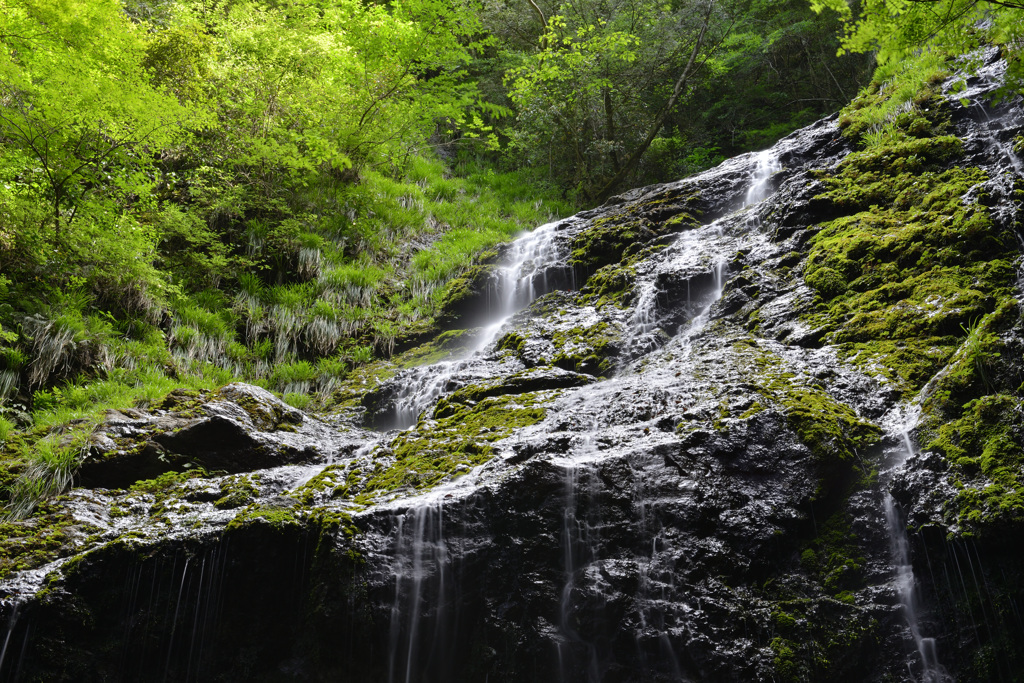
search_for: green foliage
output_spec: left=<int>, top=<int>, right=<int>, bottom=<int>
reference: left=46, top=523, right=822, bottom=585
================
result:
left=5, top=428, right=89, bottom=520
left=0, top=0, right=200, bottom=239
left=0, top=0, right=572, bottom=457
left=811, top=0, right=1024, bottom=96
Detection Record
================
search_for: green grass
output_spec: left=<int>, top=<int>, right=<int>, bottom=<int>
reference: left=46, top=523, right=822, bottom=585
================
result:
left=5, top=431, right=87, bottom=520
left=0, top=149, right=574, bottom=517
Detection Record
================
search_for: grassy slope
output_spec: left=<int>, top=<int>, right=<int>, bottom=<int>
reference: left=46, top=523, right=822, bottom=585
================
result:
left=0, top=152, right=573, bottom=515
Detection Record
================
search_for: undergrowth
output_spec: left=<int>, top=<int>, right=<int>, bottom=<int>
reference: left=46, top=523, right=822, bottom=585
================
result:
left=0, top=152, right=572, bottom=517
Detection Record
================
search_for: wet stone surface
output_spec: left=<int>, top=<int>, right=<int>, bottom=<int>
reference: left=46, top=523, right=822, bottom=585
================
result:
left=3, top=58, right=1024, bottom=683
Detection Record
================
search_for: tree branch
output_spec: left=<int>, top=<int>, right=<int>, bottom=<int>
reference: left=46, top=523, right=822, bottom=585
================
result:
left=593, top=2, right=717, bottom=203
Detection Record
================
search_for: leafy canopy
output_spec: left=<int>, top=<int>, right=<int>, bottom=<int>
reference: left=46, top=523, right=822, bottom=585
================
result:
left=810, top=0, right=1024, bottom=92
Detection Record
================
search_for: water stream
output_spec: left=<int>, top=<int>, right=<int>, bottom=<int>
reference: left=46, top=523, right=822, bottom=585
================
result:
left=388, top=501, right=451, bottom=683
left=383, top=219, right=573, bottom=430
left=882, top=407, right=949, bottom=683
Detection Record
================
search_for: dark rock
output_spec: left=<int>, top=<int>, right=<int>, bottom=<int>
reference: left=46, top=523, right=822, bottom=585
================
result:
left=8, top=59, right=1024, bottom=683
left=79, top=383, right=344, bottom=488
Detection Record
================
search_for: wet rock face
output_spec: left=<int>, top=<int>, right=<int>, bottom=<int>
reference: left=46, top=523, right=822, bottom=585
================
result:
left=5, top=58, right=1024, bottom=683
left=79, top=384, right=332, bottom=488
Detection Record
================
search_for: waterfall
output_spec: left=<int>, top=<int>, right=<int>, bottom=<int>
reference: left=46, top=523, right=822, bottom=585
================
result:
left=552, top=151, right=786, bottom=677
left=388, top=500, right=454, bottom=683
left=883, top=408, right=949, bottom=683
left=743, top=149, right=782, bottom=206
left=383, top=220, right=570, bottom=430
left=472, top=219, right=571, bottom=353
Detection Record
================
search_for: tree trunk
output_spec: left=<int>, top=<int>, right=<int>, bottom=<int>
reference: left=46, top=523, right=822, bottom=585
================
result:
left=593, top=6, right=713, bottom=204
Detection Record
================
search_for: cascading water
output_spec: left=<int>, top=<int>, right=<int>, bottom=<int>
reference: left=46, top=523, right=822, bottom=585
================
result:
left=476, top=220, right=573, bottom=351
left=882, top=407, right=949, bottom=683
left=382, top=220, right=572, bottom=430
left=388, top=501, right=452, bottom=683
left=549, top=149, right=787, bottom=679
left=744, top=149, right=783, bottom=206
left=621, top=148, right=779, bottom=360
left=554, top=428, right=606, bottom=683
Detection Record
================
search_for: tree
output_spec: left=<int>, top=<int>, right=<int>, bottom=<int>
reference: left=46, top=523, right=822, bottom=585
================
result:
left=504, top=0, right=730, bottom=200
left=0, top=0, right=196, bottom=241
left=810, top=0, right=1024, bottom=92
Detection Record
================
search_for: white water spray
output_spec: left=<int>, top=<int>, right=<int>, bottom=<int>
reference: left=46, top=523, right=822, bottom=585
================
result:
left=744, top=149, right=782, bottom=206
left=474, top=220, right=569, bottom=353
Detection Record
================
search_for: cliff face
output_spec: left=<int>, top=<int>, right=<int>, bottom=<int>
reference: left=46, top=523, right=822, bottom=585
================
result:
left=2, top=51, right=1023, bottom=682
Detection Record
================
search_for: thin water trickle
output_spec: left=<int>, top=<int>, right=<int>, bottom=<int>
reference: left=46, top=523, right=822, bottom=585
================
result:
left=0, top=603, right=19, bottom=675
left=388, top=501, right=451, bottom=683
left=554, top=425, right=607, bottom=683
left=884, top=411, right=949, bottom=683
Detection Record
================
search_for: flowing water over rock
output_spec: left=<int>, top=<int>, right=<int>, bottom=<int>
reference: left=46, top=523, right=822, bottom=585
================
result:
left=4, top=54, right=1024, bottom=682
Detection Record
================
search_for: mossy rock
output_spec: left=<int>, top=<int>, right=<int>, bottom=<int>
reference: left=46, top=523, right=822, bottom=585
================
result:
left=568, top=190, right=701, bottom=275
left=803, top=152, right=1016, bottom=396
left=349, top=391, right=552, bottom=500
left=579, top=262, right=636, bottom=308
left=0, top=500, right=102, bottom=581
left=805, top=266, right=847, bottom=300
left=435, top=265, right=496, bottom=328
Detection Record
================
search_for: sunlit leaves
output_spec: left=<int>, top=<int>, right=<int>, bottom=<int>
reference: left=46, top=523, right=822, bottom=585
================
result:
left=811, top=0, right=1021, bottom=72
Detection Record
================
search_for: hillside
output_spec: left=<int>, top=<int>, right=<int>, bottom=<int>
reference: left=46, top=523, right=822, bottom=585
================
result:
left=1, top=38, right=1023, bottom=681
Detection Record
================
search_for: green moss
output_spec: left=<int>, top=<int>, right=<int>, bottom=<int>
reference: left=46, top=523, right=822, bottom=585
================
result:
left=214, top=474, right=258, bottom=509
left=222, top=388, right=303, bottom=431
left=803, top=145, right=1016, bottom=397
left=567, top=191, right=701, bottom=273
left=764, top=512, right=881, bottom=681
left=495, top=332, right=526, bottom=354
left=226, top=502, right=301, bottom=531
left=393, top=329, right=474, bottom=369
left=728, top=342, right=880, bottom=496
left=495, top=320, right=620, bottom=377
left=799, top=548, right=819, bottom=572
left=293, top=464, right=350, bottom=505
left=578, top=262, right=636, bottom=308
left=925, top=393, right=1024, bottom=534
left=351, top=392, right=549, bottom=500
left=549, top=322, right=619, bottom=377
left=743, top=347, right=880, bottom=466
left=127, top=468, right=210, bottom=496
left=435, top=265, right=494, bottom=325
left=771, top=637, right=801, bottom=682
left=815, top=512, right=866, bottom=593
left=0, top=499, right=102, bottom=580
left=783, top=386, right=880, bottom=466
left=804, top=266, right=847, bottom=300
left=738, top=401, right=765, bottom=419
left=324, top=358, right=402, bottom=412
left=157, top=388, right=209, bottom=413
